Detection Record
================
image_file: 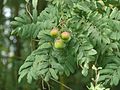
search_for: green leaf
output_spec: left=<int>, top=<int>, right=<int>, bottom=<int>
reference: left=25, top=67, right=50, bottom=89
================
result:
left=32, top=0, right=38, bottom=9
left=77, top=50, right=83, bottom=60
left=105, top=64, right=118, bottom=69
left=99, top=69, right=114, bottom=75
left=49, top=68, right=58, bottom=80
left=79, top=57, right=86, bottom=65
left=27, top=72, right=32, bottom=83
left=82, top=67, right=88, bottom=77
left=18, top=69, right=29, bottom=83
left=39, top=42, right=52, bottom=49
left=33, top=9, right=38, bottom=23
left=30, top=67, right=38, bottom=79
left=44, top=72, right=50, bottom=82
left=112, top=73, right=119, bottom=85
left=87, top=49, right=97, bottom=55
left=102, top=36, right=110, bottom=44
left=74, top=2, right=91, bottom=13
left=19, top=62, right=33, bottom=73
left=11, top=21, right=22, bottom=26
left=118, top=68, right=120, bottom=78
left=110, top=43, right=118, bottom=49
left=14, top=17, right=26, bottom=23
left=37, top=62, right=49, bottom=70
left=65, top=61, right=74, bottom=73
left=110, top=8, right=118, bottom=19
left=82, top=44, right=93, bottom=50
left=98, top=75, right=110, bottom=82
left=64, top=65, right=70, bottom=76
left=51, top=62, right=64, bottom=71
left=110, top=32, right=117, bottom=40
left=37, top=68, right=48, bottom=75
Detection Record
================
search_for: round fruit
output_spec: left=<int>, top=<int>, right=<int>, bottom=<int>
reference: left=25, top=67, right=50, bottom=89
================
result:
left=54, top=39, right=64, bottom=49
left=61, top=31, right=70, bottom=40
left=50, top=28, right=59, bottom=37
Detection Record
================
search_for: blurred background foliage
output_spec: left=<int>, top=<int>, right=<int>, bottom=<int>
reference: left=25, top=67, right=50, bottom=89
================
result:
left=0, top=0, right=120, bottom=90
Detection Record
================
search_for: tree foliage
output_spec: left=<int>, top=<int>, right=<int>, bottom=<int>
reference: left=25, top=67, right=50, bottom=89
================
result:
left=11, top=0, right=120, bottom=89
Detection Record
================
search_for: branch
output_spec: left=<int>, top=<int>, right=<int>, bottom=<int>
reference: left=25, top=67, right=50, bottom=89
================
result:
left=25, top=2, right=33, bottom=20
left=51, top=78, right=72, bottom=90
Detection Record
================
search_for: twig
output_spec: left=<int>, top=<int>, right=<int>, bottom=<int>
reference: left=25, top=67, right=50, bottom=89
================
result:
left=42, top=80, right=46, bottom=90
left=51, top=78, right=72, bottom=90
left=25, top=2, right=33, bottom=20
left=46, top=81, right=51, bottom=90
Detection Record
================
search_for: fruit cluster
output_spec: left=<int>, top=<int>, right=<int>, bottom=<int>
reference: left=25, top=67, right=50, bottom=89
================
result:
left=50, top=27, right=71, bottom=49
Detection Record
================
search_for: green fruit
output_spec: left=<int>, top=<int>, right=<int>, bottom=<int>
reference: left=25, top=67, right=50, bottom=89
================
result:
left=61, top=31, right=70, bottom=40
left=50, top=28, right=59, bottom=37
left=54, top=39, right=64, bottom=49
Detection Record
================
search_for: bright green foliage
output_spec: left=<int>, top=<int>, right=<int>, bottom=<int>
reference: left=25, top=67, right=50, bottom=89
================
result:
left=11, top=0, right=120, bottom=89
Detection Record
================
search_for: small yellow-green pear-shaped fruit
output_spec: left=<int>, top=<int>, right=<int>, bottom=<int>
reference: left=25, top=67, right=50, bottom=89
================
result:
left=50, top=28, right=59, bottom=38
left=61, top=31, right=70, bottom=40
left=54, top=39, right=64, bottom=49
